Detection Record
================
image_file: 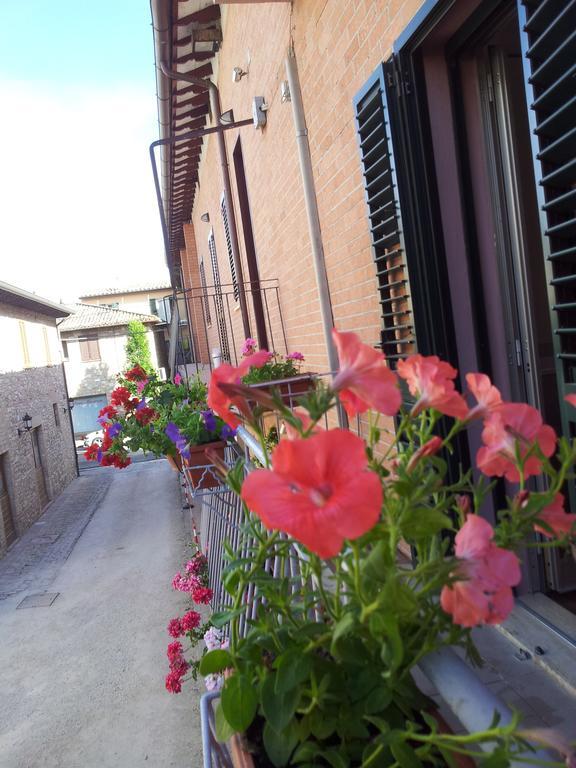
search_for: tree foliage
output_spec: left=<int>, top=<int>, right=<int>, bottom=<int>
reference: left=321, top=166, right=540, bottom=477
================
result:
left=124, top=320, right=154, bottom=373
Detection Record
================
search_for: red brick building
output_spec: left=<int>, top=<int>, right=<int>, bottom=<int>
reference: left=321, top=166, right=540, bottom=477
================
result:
left=150, top=1, right=576, bottom=639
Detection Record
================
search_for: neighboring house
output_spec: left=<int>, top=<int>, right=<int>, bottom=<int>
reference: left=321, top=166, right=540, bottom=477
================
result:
left=0, top=281, right=77, bottom=558
left=58, top=304, right=160, bottom=437
left=150, top=3, right=576, bottom=643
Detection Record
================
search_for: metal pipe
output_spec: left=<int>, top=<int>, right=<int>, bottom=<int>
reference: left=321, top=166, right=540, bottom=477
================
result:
left=285, top=51, right=346, bottom=428
left=158, top=62, right=252, bottom=341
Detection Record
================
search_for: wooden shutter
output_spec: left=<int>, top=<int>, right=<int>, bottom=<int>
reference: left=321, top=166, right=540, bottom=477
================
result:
left=208, top=232, right=231, bottom=362
left=519, top=0, right=576, bottom=441
left=199, top=260, right=212, bottom=326
left=221, top=197, right=239, bottom=302
left=353, top=64, right=416, bottom=368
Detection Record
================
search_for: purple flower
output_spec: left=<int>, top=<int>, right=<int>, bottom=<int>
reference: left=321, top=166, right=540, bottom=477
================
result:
left=220, top=424, right=236, bottom=440
left=136, top=398, right=147, bottom=412
left=202, top=410, right=217, bottom=432
left=108, top=422, right=122, bottom=439
left=97, top=448, right=103, bottom=463
left=165, top=422, right=190, bottom=461
left=97, top=416, right=109, bottom=427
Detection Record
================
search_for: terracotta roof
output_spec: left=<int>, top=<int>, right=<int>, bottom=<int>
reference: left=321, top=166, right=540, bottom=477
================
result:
left=58, top=303, right=161, bottom=332
left=79, top=281, right=172, bottom=298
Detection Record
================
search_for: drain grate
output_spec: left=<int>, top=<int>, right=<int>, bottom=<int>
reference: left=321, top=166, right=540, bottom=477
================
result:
left=17, top=592, right=60, bottom=609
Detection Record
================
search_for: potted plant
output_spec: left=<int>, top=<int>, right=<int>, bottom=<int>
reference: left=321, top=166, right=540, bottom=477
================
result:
left=188, top=329, right=576, bottom=767
left=240, top=338, right=315, bottom=409
left=84, top=366, right=234, bottom=488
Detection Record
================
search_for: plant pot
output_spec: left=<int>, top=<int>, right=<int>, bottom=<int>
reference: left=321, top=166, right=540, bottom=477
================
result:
left=248, top=374, right=316, bottom=410
left=184, top=441, right=227, bottom=490
left=165, top=453, right=183, bottom=472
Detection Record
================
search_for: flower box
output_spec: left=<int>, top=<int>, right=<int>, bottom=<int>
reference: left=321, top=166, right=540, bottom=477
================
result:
left=184, top=440, right=227, bottom=490
left=247, top=373, right=316, bottom=410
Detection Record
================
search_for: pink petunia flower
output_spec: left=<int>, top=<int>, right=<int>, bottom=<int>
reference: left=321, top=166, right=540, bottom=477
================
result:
left=565, top=394, right=576, bottom=409
left=286, top=351, right=305, bottom=362
left=465, top=373, right=502, bottom=420
left=397, top=355, right=468, bottom=419
left=440, top=515, right=521, bottom=627
left=241, top=338, right=258, bottom=357
left=476, top=403, right=556, bottom=483
left=174, top=373, right=182, bottom=385
left=207, top=350, right=271, bottom=428
left=534, top=493, right=576, bottom=539
left=241, top=429, right=383, bottom=558
left=331, top=329, right=401, bottom=418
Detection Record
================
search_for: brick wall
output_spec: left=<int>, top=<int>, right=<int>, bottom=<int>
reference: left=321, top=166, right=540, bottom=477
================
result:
left=179, top=0, right=425, bottom=376
left=0, top=364, right=77, bottom=556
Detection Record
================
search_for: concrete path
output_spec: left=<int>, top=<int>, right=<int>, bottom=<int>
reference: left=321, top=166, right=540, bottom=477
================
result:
left=0, top=459, right=203, bottom=768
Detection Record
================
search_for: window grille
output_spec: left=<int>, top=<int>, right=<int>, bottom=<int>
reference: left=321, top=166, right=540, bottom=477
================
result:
left=199, top=260, right=212, bottom=326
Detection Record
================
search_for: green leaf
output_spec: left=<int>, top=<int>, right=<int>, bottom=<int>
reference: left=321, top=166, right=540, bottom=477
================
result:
left=309, top=709, right=336, bottom=740
left=479, top=747, right=510, bottom=768
left=221, top=674, right=258, bottom=733
left=363, top=540, right=392, bottom=581
left=401, top=508, right=452, bottom=542
left=379, top=615, right=404, bottom=674
left=199, top=649, right=233, bottom=676
left=322, top=749, right=348, bottom=768
left=263, top=721, right=299, bottom=767
left=209, top=608, right=245, bottom=628
left=391, top=740, right=423, bottom=768
left=362, top=685, right=393, bottom=714
left=332, top=612, right=356, bottom=645
left=214, top=701, right=235, bottom=742
left=274, top=650, right=312, bottom=693
left=261, top=673, right=300, bottom=732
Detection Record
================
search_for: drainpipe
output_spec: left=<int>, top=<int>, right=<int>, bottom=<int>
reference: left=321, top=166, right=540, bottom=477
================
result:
left=285, top=50, right=346, bottom=427
left=158, top=62, right=252, bottom=341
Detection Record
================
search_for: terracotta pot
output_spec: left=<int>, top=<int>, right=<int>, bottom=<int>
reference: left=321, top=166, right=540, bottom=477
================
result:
left=248, top=374, right=316, bottom=410
left=229, top=733, right=255, bottom=768
left=165, top=453, right=183, bottom=472
left=184, top=441, right=226, bottom=490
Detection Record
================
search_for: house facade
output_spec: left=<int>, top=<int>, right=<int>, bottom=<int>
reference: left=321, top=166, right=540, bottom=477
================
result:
left=59, top=304, right=160, bottom=437
left=0, top=281, right=77, bottom=557
left=150, top=2, right=576, bottom=641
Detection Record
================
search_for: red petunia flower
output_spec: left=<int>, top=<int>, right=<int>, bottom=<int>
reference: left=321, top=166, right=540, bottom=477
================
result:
left=440, top=514, right=521, bottom=627
left=331, top=329, right=401, bottom=418
left=534, top=493, right=576, bottom=539
left=207, top=350, right=272, bottom=428
left=465, top=373, right=502, bottom=421
left=241, top=429, right=383, bottom=558
left=135, top=406, right=158, bottom=426
left=397, top=354, right=468, bottom=419
left=476, top=403, right=556, bottom=483
left=84, top=444, right=100, bottom=461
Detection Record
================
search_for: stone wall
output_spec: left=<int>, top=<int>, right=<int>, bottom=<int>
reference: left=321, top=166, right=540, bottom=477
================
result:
left=0, top=363, right=77, bottom=557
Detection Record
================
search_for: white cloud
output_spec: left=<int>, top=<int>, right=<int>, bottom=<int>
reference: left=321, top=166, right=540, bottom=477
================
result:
left=0, top=79, right=169, bottom=302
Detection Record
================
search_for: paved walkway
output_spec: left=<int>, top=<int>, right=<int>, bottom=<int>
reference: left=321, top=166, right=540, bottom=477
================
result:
left=0, top=459, right=203, bottom=768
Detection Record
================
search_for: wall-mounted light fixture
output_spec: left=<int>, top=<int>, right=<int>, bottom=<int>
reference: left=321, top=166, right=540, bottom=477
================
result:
left=252, top=97, right=268, bottom=129
left=232, top=66, right=247, bottom=83
left=63, top=400, right=75, bottom=414
left=200, top=212, right=210, bottom=223
left=219, top=109, right=235, bottom=125
left=17, top=413, right=33, bottom=437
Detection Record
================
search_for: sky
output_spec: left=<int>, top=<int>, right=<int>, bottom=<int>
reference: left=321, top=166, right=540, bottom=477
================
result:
left=0, top=0, right=169, bottom=303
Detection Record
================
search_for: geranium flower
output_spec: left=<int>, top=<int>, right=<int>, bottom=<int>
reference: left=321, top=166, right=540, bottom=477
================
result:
left=331, top=329, right=401, bottom=418
left=241, top=338, right=258, bottom=357
left=440, top=515, right=521, bottom=627
left=84, top=444, right=100, bottom=461
left=397, top=355, right=468, bottom=419
left=534, top=494, right=576, bottom=539
left=181, top=610, right=201, bottom=631
left=465, top=373, right=502, bottom=420
left=110, top=386, right=132, bottom=408
left=286, top=351, right=305, bottom=362
left=165, top=670, right=183, bottom=693
left=167, top=618, right=183, bottom=638
left=192, top=585, right=213, bottom=604
left=241, top=429, right=383, bottom=558
left=98, top=404, right=117, bottom=420
left=207, top=350, right=271, bottom=428
left=125, top=364, right=148, bottom=382
left=135, top=406, right=157, bottom=426
left=477, top=403, right=556, bottom=482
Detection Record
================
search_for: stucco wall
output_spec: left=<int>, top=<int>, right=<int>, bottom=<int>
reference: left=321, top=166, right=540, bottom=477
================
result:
left=63, top=326, right=160, bottom=399
left=80, top=289, right=172, bottom=321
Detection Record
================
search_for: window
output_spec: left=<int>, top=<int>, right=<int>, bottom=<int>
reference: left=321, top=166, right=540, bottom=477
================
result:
left=79, top=337, right=100, bottom=362
left=19, top=321, right=30, bottom=366
left=149, top=298, right=158, bottom=316
left=221, top=195, right=239, bottom=301
left=61, top=340, right=69, bottom=360
left=199, top=260, right=212, bottom=326
left=31, top=428, right=43, bottom=468
left=53, top=403, right=61, bottom=427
